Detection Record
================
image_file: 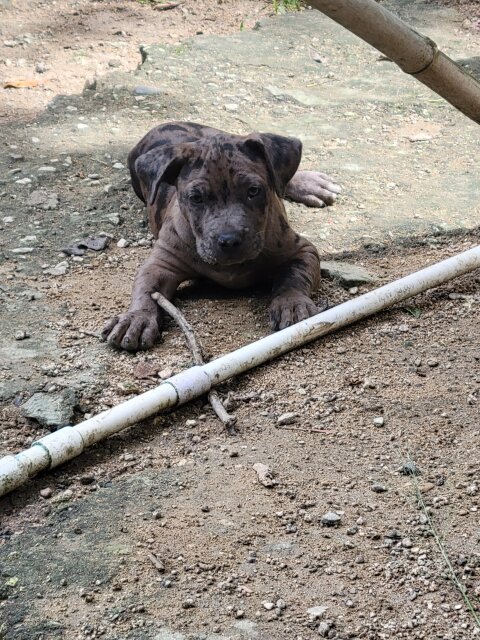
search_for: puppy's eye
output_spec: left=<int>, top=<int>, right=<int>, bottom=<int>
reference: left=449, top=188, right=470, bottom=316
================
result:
left=247, top=186, right=261, bottom=199
left=189, top=192, right=204, bottom=205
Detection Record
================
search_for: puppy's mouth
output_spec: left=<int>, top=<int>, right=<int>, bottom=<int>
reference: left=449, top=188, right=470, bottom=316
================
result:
left=198, top=237, right=263, bottom=267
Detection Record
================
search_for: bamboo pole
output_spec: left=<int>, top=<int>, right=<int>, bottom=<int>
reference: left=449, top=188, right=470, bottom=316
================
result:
left=307, top=0, right=480, bottom=124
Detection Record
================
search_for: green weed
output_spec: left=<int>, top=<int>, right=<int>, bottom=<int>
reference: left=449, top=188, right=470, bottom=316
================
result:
left=273, top=0, right=303, bottom=14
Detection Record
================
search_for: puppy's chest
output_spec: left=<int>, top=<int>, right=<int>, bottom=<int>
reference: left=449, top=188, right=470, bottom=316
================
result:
left=202, top=255, right=280, bottom=289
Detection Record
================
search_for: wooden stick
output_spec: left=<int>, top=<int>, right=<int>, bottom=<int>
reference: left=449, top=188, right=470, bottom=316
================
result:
left=151, top=292, right=238, bottom=434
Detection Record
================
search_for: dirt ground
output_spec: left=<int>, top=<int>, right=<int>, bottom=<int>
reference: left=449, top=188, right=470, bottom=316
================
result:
left=1, top=1, right=480, bottom=639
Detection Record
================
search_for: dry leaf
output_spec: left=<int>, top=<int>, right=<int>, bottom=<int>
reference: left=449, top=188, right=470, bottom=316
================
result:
left=4, top=79, right=39, bottom=89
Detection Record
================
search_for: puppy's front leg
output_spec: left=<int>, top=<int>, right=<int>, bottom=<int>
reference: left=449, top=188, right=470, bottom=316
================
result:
left=269, top=238, right=323, bottom=330
left=102, top=240, right=189, bottom=352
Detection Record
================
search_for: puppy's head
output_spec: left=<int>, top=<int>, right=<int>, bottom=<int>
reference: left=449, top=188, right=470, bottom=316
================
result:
left=134, top=132, right=302, bottom=266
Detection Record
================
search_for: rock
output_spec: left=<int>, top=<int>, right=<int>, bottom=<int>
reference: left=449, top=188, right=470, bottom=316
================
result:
left=108, top=59, right=121, bottom=68
left=44, top=262, right=68, bottom=276
left=112, top=162, right=124, bottom=170
left=15, top=177, right=32, bottom=185
left=116, top=238, right=129, bottom=248
left=76, top=123, right=89, bottom=131
left=62, top=235, right=109, bottom=256
left=277, top=412, right=298, bottom=425
left=182, top=597, right=195, bottom=609
left=307, top=605, right=328, bottom=619
left=253, top=462, right=276, bottom=487
left=21, top=389, right=77, bottom=428
left=318, top=620, right=334, bottom=637
left=35, top=62, right=48, bottom=73
left=15, top=330, right=30, bottom=340
left=409, top=132, right=432, bottom=142
left=11, top=247, right=34, bottom=254
left=321, top=511, right=341, bottom=526
left=27, top=190, right=58, bottom=210
left=400, top=461, right=421, bottom=476
left=40, top=487, right=52, bottom=498
left=320, top=261, right=379, bottom=287
left=133, top=85, right=161, bottom=95
left=262, top=601, right=275, bottom=610
left=51, top=489, right=74, bottom=503
left=158, top=367, right=173, bottom=379
left=371, top=482, right=387, bottom=493
left=105, top=213, right=121, bottom=225
left=133, top=362, right=158, bottom=379
left=37, top=166, right=56, bottom=173
left=373, top=416, right=384, bottom=427
left=224, top=103, right=239, bottom=112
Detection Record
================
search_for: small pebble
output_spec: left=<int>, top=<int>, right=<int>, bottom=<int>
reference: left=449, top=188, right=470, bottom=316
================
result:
left=373, top=416, right=384, bottom=427
left=321, top=511, right=341, bottom=526
left=400, top=461, right=421, bottom=476
left=371, top=482, right=387, bottom=493
left=277, top=412, right=298, bottom=426
left=182, top=598, right=195, bottom=609
left=40, top=487, right=52, bottom=499
left=116, top=238, right=129, bottom=248
left=262, top=601, right=275, bottom=611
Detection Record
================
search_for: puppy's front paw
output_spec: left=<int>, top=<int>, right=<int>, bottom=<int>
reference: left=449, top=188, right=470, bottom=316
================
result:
left=286, top=170, right=342, bottom=207
left=269, top=294, right=319, bottom=330
left=101, top=310, right=161, bottom=352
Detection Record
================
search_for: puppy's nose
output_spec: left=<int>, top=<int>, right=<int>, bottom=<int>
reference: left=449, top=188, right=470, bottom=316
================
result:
left=217, top=232, right=242, bottom=249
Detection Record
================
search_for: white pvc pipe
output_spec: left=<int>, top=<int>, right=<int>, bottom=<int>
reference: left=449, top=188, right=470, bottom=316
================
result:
left=1, top=246, right=479, bottom=497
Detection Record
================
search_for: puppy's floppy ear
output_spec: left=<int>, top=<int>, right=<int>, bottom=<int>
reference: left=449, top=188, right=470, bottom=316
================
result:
left=134, top=144, right=194, bottom=206
left=242, top=133, right=302, bottom=197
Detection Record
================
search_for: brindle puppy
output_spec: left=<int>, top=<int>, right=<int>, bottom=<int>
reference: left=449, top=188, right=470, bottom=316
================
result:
left=102, top=122, right=341, bottom=351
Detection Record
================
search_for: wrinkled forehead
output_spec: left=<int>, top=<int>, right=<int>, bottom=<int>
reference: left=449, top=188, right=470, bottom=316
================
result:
left=180, top=135, right=268, bottom=183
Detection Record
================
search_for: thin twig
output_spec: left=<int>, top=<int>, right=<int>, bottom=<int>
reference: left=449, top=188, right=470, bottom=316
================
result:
left=413, top=475, right=480, bottom=630
left=151, top=292, right=238, bottom=434
left=153, top=1, right=184, bottom=11
left=79, top=329, right=102, bottom=339
left=147, top=552, right=165, bottom=572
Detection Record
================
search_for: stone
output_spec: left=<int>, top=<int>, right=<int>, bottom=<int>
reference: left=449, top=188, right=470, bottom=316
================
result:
left=321, top=511, right=341, bottom=526
left=27, top=190, right=58, bottom=210
left=133, top=85, right=161, bottom=95
left=117, top=238, right=129, bottom=248
left=253, top=462, right=276, bottom=487
left=44, top=262, right=68, bottom=276
left=35, top=62, right=48, bottom=73
left=15, top=177, right=32, bottom=185
left=40, top=487, right=52, bottom=499
left=11, top=247, right=34, bottom=254
left=400, top=461, right=421, bottom=476
left=76, top=123, right=89, bottom=131
left=277, top=412, right=298, bottom=425
left=373, top=416, right=384, bottom=427
left=224, top=103, right=239, bottom=112
left=112, top=162, right=124, bottom=170
left=21, top=389, right=77, bottom=428
left=320, top=261, right=379, bottom=287
left=108, top=59, right=121, bottom=68
left=307, top=604, right=328, bottom=619
left=318, top=621, right=334, bottom=637
left=262, top=601, right=275, bottom=610
left=105, top=213, right=121, bottom=225
left=37, top=166, right=56, bottom=173
left=15, top=331, right=30, bottom=340
left=371, top=482, right=387, bottom=493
